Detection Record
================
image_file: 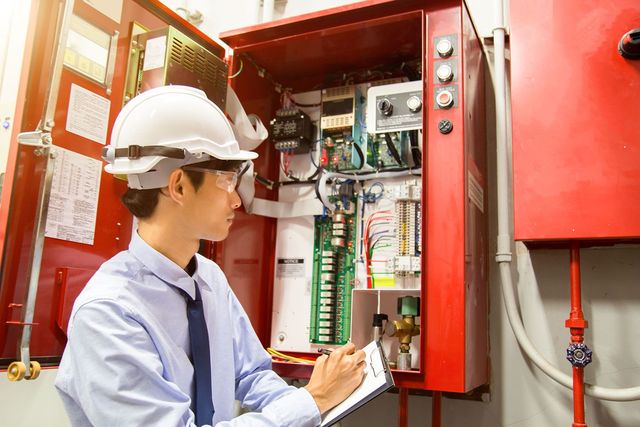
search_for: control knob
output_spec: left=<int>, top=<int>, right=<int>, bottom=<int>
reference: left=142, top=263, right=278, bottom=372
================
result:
left=377, top=98, right=394, bottom=116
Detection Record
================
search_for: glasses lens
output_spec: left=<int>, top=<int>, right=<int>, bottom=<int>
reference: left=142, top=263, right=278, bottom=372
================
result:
left=215, top=172, right=238, bottom=193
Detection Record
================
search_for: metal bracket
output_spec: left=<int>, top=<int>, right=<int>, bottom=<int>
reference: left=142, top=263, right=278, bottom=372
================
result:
left=17, top=131, right=52, bottom=148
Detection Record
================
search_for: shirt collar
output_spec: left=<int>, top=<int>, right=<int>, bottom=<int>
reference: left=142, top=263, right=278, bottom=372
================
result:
left=128, top=231, right=209, bottom=299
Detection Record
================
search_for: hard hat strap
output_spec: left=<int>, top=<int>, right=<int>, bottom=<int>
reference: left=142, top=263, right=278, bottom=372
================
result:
left=104, top=145, right=186, bottom=160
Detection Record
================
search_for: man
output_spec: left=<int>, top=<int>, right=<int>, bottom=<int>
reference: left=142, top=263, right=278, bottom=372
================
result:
left=55, top=85, right=365, bottom=426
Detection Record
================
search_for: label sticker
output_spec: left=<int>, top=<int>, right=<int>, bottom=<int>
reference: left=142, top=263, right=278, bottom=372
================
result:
left=276, top=258, right=305, bottom=278
left=65, top=84, right=110, bottom=145
left=143, top=36, right=167, bottom=71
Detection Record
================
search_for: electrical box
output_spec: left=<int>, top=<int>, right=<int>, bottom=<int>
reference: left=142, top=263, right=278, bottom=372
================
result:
left=128, top=26, right=228, bottom=109
left=511, top=0, right=640, bottom=242
left=0, top=0, right=488, bottom=395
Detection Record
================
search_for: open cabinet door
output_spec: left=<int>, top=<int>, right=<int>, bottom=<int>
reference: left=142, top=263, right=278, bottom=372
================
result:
left=1, top=0, right=229, bottom=377
left=0, top=0, right=133, bottom=377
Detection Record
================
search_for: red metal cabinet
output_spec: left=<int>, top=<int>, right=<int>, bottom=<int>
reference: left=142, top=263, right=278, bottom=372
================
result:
left=220, top=0, right=488, bottom=393
left=511, top=0, right=640, bottom=242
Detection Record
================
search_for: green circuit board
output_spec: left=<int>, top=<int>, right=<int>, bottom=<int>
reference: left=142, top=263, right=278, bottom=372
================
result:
left=309, top=202, right=357, bottom=345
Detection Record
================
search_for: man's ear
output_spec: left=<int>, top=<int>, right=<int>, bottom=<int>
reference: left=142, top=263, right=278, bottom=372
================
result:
left=164, top=168, right=188, bottom=205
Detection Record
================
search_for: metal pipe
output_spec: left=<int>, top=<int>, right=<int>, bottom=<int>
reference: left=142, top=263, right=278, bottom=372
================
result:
left=569, top=244, right=584, bottom=331
left=398, top=387, right=408, bottom=427
left=568, top=244, right=587, bottom=427
left=432, top=391, right=441, bottom=427
left=573, top=368, right=587, bottom=427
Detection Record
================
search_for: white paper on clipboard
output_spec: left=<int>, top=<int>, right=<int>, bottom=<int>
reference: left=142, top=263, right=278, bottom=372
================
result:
left=320, top=341, right=395, bottom=426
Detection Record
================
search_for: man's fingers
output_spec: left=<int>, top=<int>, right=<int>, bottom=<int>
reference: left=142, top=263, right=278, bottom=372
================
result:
left=334, top=342, right=356, bottom=355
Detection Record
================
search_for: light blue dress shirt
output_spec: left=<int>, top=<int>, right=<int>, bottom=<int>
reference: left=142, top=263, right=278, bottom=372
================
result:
left=55, top=232, right=321, bottom=427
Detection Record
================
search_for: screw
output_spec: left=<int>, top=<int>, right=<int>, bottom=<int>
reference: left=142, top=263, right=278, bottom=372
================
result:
left=438, top=119, right=453, bottom=134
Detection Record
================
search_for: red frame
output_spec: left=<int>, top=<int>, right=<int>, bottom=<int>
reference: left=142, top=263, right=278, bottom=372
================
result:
left=221, top=0, right=488, bottom=392
left=511, top=0, right=640, bottom=242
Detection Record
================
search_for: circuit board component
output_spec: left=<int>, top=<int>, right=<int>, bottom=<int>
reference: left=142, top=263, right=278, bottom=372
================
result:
left=309, top=205, right=357, bottom=345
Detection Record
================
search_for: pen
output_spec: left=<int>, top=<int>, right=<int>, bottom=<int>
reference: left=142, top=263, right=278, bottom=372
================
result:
left=317, top=348, right=333, bottom=356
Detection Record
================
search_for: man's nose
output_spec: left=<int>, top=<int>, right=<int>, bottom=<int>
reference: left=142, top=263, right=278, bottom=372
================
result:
left=230, top=190, right=241, bottom=209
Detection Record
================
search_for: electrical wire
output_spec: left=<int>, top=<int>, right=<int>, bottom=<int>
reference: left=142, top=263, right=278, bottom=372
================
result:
left=266, top=348, right=315, bottom=365
left=228, top=58, right=243, bottom=79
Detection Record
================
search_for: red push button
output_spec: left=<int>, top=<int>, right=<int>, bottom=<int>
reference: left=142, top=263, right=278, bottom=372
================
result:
left=436, top=90, right=454, bottom=108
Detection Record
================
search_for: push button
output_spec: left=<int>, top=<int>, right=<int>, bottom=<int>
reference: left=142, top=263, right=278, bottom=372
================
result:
left=436, top=90, right=454, bottom=109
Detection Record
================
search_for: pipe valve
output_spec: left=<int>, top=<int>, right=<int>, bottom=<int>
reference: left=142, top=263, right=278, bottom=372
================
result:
left=566, top=343, right=593, bottom=368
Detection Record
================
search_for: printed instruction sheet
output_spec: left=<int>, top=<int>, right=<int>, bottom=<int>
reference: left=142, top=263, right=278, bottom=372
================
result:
left=45, top=146, right=102, bottom=245
left=65, top=83, right=110, bottom=145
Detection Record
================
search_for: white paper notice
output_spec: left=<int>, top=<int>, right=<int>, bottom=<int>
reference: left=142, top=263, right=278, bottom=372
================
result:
left=82, top=0, right=124, bottom=24
left=143, top=36, right=167, bottom=71
left=66, top=84, right=110, bottom=145
left=45, top=147, right=102, bottom=245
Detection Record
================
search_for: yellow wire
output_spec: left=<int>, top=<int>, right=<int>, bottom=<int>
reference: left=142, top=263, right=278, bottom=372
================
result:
left=266, top=348, right=315, bottom=365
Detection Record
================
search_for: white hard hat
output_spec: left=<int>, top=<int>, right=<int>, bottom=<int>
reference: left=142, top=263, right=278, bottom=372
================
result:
left=102, top=85, right=258, bottom=189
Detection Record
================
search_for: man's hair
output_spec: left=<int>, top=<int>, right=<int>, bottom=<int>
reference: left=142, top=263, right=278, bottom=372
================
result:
left=121, top=158, right=245, bottom=218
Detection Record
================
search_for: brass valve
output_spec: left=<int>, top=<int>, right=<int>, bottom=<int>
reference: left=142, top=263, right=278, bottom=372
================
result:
left=387, top=316, right=420, bottom=353
left=386, top=296, right=421, bottom=370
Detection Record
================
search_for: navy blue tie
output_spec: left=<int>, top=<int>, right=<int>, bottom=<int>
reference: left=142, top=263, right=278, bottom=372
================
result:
left=182, top=283, right=214, bottom=426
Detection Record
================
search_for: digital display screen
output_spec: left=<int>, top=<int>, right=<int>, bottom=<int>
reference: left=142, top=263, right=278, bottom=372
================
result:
left=322, top=98, right=354, bottom=117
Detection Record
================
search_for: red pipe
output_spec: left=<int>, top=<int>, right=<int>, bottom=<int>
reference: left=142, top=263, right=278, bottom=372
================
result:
left=566, top=243, right=587, bottom=427
left=432, top=391, right=441, bottom=427
left=398, top=387, right=408, bottom=427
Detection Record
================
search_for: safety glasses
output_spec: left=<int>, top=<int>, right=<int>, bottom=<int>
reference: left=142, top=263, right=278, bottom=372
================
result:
left=183, top=167, right=239, bottom=193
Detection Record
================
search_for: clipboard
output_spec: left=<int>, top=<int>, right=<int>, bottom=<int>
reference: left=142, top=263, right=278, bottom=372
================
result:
left=320, top=340, right=395, bottom=426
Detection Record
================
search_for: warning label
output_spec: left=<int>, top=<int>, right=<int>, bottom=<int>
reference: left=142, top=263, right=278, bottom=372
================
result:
left=276, top=258, right=305, bottom=278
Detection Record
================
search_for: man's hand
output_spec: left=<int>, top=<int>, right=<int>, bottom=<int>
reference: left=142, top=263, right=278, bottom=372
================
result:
left=304, top=342, right=366, bottom=414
